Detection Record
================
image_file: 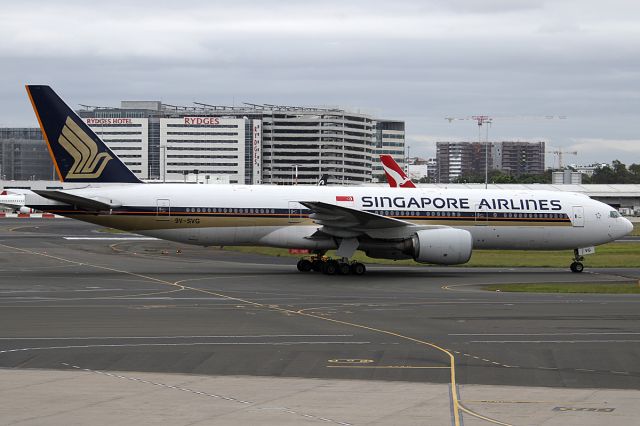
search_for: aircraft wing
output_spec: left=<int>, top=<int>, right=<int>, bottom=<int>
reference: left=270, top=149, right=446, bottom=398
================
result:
left=299, top=201, right=444, bottom=239
left=33, top=190, right=121, bottom=211
left=0, top=201, right=22, bottom=209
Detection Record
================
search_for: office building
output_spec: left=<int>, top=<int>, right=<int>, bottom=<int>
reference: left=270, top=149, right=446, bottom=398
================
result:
left=372, top=120, right=406, bottom=179
left=0, top=128, right=56, bottom=181
left=80, top=100, right=395, bottom=185
left=436, top=141, right=545, bottom=183
left=492, top=141, right=545, bottom=176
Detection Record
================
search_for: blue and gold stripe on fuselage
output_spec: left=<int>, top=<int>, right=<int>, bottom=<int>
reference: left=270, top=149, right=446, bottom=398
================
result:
left=33, top=204, right=573, bottom=231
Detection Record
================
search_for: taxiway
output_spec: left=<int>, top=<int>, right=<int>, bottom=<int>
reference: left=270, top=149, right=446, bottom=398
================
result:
left=1, top=219, right=639, bottom=425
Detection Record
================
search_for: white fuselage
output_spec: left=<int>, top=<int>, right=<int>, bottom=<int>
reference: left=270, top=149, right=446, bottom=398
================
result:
left=25, top=184, right=633, bottom=255
left=0, top=193, right=29, bottom=213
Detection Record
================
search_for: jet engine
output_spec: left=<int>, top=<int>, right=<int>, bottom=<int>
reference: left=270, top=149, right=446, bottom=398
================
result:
left=411, top=228, right=472, bottom=265
left=18, top=206, right=34, bottom=214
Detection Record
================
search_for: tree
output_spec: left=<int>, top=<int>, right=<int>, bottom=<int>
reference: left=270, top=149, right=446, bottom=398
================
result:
left=452, top=169, right=550, bottom=184
left=588, top=160, right=640, bottom=184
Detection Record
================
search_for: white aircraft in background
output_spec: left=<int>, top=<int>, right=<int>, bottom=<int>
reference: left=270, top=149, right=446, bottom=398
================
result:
left=20, top=85, right=633, bottom=275
left=0, top=190, right=33, bottom=214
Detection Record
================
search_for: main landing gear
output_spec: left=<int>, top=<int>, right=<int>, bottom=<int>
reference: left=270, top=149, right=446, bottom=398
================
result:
left=296, top=254, right=366, bottom=276
left=570, top=249, right=584, bottom=273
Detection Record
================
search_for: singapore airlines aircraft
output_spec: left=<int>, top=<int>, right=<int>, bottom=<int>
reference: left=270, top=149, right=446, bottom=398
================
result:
left=21, top=85, right=633, bottom=275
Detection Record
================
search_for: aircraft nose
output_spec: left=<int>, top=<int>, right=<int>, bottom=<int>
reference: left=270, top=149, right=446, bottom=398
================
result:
left=622, top=217, right=634, bottom=236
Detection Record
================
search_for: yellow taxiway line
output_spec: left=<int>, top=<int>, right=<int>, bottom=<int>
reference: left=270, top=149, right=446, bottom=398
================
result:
left=0, top=242, right=520, bottom=426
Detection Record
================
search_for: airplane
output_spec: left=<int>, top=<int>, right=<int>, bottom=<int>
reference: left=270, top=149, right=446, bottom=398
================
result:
left=20, top=85, right=633, bottom=276
left=380, top=154, right=416, bottom=188
left=0, top=190, right=34, bottom=214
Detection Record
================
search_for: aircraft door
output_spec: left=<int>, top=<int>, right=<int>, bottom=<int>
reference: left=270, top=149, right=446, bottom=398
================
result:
left=474, top=203, right=488, bottom=225
left=156, top=198, right=171, bottom=221
left=572, top=206, right=584, bottom=227
left=288, top=201, right=303, bottom=223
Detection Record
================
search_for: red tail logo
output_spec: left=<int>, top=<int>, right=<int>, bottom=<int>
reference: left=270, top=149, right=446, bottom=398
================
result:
left=380, top=155, right=415, bottom=188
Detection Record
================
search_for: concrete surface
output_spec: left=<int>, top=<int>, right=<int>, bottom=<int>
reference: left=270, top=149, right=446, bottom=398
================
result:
left=2, top=369, right=638, bottom=426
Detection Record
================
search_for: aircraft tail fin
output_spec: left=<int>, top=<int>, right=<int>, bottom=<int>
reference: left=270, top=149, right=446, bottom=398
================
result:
left=317, top=174, right=329, bottom=186
left=379, top=155, right=415, bottom=188
left=25, top=85, right=142, bottom=184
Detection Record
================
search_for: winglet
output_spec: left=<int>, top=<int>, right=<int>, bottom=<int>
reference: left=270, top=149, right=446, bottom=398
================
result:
left=25, top=85, right=141, bottom=183
left=379, top=155, right=415, bottom=188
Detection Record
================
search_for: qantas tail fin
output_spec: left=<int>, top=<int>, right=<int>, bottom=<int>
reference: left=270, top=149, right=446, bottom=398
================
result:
left=379, top=155, right=415, bottom=188
left=25, top=85, right=141, bottom=183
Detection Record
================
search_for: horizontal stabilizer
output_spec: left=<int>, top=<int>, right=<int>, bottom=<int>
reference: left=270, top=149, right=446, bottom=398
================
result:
left=33, top=190, right=121, bottom=211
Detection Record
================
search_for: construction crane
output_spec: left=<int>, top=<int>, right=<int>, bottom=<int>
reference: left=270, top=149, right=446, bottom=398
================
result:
left=445, top=115, right=568, bottom=187
left=547, top=149, right=577, bottom=170
left=444, top=116, right=494, bottom=188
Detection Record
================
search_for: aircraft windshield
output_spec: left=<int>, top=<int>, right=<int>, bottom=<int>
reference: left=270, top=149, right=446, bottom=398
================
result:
left=610, top=210, right=621, bottom=218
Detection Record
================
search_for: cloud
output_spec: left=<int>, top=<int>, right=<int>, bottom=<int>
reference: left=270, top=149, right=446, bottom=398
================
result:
left=567, top=139, right=640, bottom=158
left=1, top=0, right=640, bottom=165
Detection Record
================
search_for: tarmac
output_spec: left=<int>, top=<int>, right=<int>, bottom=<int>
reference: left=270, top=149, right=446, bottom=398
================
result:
left=1, top=218, right=639, bottom=425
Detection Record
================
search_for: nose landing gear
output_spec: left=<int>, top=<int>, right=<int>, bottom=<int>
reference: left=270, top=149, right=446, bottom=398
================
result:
left=570, top=249, right=584, bottom=273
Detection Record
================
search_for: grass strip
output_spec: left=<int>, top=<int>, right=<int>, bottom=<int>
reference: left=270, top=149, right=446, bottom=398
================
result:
left=222, top=242, right=640, bottom=268
left=483, top=282, right=640, bottom=294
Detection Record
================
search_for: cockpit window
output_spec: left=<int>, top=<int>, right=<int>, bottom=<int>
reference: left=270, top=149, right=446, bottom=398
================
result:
left=610, top=211, right=620, bottom=218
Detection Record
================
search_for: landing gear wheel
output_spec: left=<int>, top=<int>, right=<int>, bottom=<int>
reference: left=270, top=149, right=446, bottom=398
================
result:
left=322, top=260, right=339, bottom=275
left=570, top=261, right=584, bottom=273
left=570, top=249, right=585, bottom=273
left=350, top=262, right=366, bottom=276
left=311, top=259, right=323, bottom=272
left=297, top=259, right=312, bottom=272
left=338, top=263, right=351, bottom=275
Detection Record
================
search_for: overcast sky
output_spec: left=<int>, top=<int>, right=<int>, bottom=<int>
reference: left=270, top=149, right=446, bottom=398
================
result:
left=1, top=0, right=639, bottom=165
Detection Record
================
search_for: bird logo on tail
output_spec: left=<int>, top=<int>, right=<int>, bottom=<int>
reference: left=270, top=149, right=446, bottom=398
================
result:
left=58, top=117, right=112, bottom=179
left=380, top=155, right=416, bottom=188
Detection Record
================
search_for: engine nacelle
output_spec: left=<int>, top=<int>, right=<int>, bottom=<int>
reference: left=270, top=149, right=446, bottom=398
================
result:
left=411, top=228, right=472, bottom=265
left=18, top=206, right=34, bottom=214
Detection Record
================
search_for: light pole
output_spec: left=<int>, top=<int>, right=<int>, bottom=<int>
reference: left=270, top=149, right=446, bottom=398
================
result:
left=471, top=116, right=492, bottom=189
